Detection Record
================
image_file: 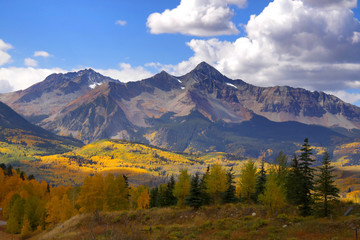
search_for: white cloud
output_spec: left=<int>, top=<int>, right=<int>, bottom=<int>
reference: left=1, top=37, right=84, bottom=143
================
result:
left=0, top=39, right=12, bottom=66
left=326, top=90, right=360, bottom=104
left=115, top=20, right=127, bottom=26
left=303, top=0, right=357, bottom=9
left=0, top=67, right=66, bottom=93
left=155, top=0, right=360, bottom=98
left=34, top=51, right=50, bottom=58
left=146, top=0, right=247, bottom=36
left=96, top=63, right=153, bottom=82
left=0, top=80, right=13, bottom=93
left=24, top=58, right=38, bottom=67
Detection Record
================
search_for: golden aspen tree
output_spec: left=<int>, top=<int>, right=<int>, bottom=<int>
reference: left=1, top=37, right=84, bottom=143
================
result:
left=238, top=160, right=258, bottom=202
left=130, top=185, right=148, bottom=209
left=59, top=194, right=75, bottom=222
left=173, top=169, right=191, bottom=208
left=20, top=216, right=32, bottom=238
left=259, top=171, right=287, bottom=215
left=115, top=174, right=130, bottom=210
left=77, top=173, right=105, bottom=213
left=104, top=174, right=129, bottom=211
left=205, top=164, right=228, bottom=204
left=137, top=188, right=150, bottom=209
left=45, top=196, right=61, bottom=227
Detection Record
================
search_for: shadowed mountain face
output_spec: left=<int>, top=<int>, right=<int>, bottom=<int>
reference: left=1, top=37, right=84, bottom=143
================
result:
left=1, top=62, right=360, bottom=157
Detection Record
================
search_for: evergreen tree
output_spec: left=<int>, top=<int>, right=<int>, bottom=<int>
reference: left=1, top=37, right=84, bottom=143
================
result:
left=275, top=151, right=288, bottom=183
left=5, top=165, right=13, bottom=176
left=315, top=152, right=339, bottom=217
left=253, top=158, right=267, bottom=202
left=285, top=155, right=303, bottom=206
left=164, top=175, right=177, bottom=206
left=222, top=167, right=238, bottom=204
left=200, top=166, right=211, bottom=205
left=186, top=173, right=203, bottom=210
left=149, top=187, right=159, bottom=208
left=298, top=138, right=315, bottom=216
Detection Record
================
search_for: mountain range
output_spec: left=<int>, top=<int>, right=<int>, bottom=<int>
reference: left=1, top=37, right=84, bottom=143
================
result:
left=1, top=62, right=360, bottom=158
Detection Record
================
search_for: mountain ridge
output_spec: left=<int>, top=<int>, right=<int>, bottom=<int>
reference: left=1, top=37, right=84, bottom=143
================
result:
left=1, top=62, right=360, bottom=157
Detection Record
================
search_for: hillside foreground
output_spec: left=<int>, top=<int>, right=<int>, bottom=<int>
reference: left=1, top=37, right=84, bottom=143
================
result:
left=30, top=203, right=360, bottom=240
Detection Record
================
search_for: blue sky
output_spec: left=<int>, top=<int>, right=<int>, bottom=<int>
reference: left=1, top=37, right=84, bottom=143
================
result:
left=1, top=0, right=360, bottom=105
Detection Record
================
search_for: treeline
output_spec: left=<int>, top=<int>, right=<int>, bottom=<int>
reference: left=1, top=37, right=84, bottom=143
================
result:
left=150, top=138, right=339, bottom=217
left=0, top=138, right=339, bottom=238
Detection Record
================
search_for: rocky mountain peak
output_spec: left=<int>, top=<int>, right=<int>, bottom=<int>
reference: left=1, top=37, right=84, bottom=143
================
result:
left=182, top=62, right=229, bottom=85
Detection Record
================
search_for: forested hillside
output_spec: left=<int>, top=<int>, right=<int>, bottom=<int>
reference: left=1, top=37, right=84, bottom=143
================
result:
left=1, top=139, right=360, bottom=239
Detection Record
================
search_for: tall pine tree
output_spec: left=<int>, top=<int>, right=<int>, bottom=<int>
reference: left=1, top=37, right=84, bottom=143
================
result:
left=253, top=158, right=267, bottom=203
left=186, top=173, right=203, bottom=210
left=298, top=138, right=315, bottom=216
left=285, top=155, right=303, bottom=206
left=199, top=166, right=211, bottom=205
left=315, top=152, right=339, bottom=217
left=222, top=167, right=238, bottom=204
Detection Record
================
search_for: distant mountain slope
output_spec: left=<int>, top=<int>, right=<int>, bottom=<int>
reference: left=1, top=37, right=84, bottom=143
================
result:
left=0, top=101, right=82, bottom=156
left=2, top=62, right=360, bottom=157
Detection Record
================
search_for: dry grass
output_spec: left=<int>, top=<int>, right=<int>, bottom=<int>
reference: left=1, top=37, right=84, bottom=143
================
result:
left=23, top=203, right=360, bottom=240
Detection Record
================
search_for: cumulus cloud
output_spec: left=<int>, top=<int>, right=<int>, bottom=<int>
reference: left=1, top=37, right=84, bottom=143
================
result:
left=303, top=0, right=357, bottom=9
left=0, top=80, right=14, bottom=93
left=0, top=67, right=66, bottom=93
left=0, top=39, right=12, bottom=66
left=24, top=58, right=38, bottom=67
left=96, top=63, right=153, bottom=82
left=147, top=0, right=247, bottom=36
left=115, top=20, right=127, bottom=26
left=326, top=90, right=360, bottom=104
left=34, top=51, right=50, bottom=58
left=154, top=0, right=360, bottom=99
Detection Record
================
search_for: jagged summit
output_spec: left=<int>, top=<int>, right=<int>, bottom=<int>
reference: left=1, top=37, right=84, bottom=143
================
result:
left=182, top=62, right=229, bottom=84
